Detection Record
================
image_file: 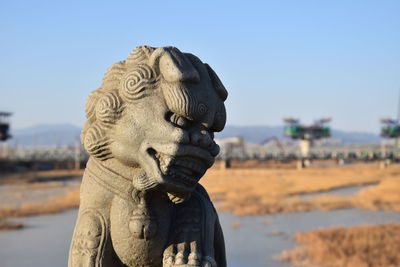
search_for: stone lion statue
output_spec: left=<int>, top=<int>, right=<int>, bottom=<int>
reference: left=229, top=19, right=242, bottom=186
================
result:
left=68, top=46, right=227, bottom=267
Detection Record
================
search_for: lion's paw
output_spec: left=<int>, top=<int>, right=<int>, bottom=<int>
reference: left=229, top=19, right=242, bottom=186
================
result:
left=163, top=241, right=217, bottom=267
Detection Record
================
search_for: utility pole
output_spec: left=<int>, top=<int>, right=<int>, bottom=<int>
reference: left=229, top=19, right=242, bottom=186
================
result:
left=74, top=140, right=81, bottom=170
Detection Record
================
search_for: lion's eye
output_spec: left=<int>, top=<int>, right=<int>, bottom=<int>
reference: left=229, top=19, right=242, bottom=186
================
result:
left=169, top=113, right=190, bottom=128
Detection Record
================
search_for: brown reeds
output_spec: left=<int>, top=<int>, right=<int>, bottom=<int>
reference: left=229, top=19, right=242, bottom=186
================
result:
left=279, top=223, right=400, bottom=267
left=0, top=220, right=24, bottom=231
left=200, top=163, right=400, bottom=215
left=0, top=189, right=80, bottom=219
left=355, top=177, right=400, bottom=212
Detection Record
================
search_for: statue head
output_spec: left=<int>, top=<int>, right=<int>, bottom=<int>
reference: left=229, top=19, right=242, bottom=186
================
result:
left=82, top=46, right=227, bottom=200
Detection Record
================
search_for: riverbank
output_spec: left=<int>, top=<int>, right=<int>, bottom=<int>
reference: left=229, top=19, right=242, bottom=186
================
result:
left=279, top=223, right=400, bottom=267
left=0, top=170, right=81, bottom=230
left=1, top=163, right=400, bottom=228
left=200, top=162, right=400, bottom=215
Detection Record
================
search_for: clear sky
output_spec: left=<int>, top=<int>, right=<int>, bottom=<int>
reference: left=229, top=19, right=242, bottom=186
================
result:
left=0, top=0, right=399, bottom=133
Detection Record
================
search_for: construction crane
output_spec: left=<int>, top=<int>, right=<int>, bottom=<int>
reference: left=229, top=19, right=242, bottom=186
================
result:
left=0, top=112, right=12, bottom=141
left=260, top=136, right=285, bottom=153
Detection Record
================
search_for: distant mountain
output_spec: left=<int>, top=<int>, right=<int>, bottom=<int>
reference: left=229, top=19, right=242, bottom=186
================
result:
left=7, top=123, right=381, bottom=147
left=216, top=125, right=381, bottom=145
left=10, top=124, right=81, bottom=146
left=330, top=129, right=381, bottom=145
left=215, top=125, right=285, bottom=143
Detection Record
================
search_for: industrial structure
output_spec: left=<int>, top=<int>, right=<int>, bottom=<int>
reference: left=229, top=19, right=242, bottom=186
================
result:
left=378, top=90, right=400, bottom=167
left=379, top=118, right=400, bottom=168
left=0, top=112, right=12, bottom=141
left=380, top=118, right=400, bottom=138
left=283, top=117, right=331, bottom=168
left=284, top=117, right=331, bottom=140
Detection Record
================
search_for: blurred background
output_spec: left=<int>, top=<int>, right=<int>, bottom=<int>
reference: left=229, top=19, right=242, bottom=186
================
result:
left=0, top=1, right=399, bottom=267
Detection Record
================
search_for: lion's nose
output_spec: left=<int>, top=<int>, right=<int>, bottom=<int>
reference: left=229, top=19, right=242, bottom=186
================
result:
left=190, top=127, right=213, bottom=149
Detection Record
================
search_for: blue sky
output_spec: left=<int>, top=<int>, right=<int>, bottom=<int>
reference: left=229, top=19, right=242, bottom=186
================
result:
left=0, top=0, right=399, bottom=133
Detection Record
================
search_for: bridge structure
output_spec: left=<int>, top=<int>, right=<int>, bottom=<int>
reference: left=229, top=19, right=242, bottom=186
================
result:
left=0, top=144, right=89, bottom=171
left=0, top=141, right=397, bottom=172
left=216, top=137, right=245, bottom=168
left=216, top=138, right=397, bottom=166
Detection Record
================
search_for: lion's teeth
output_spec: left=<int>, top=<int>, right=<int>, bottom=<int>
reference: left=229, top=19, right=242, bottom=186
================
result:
left=160, top=163, right=167, bottom=173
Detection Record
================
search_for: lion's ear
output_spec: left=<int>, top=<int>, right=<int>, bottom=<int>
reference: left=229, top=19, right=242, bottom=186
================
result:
left=205, top=64, right=228, bottom=101
left=150, top=47, right=200, bottom=83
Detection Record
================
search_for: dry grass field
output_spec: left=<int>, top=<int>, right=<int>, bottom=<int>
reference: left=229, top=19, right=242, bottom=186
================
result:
left=0, top=190, right=79, bottom=219
left=0, top=189, right=80, bottom=230
left=200, top=162, right=400, bottom=267
left=279, top=223, right=400, bottom=267
left=0, top=170, right=82, bottom=230
left=200, top=162, right=400, bottom=215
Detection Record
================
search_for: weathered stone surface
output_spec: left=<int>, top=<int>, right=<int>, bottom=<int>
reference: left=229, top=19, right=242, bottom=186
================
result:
left=68, top=46, right=227, bottom=267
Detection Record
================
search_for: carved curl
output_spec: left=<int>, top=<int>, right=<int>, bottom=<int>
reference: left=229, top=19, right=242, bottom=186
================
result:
left=95, top=90, right=123, bottom=125
left=120, top=64, right=157, bottom=102
left=83, top=123, right=112, bottom=160
left=126, top=45, right=155, bottom=66
left=85, top=90, right=101, bottom=123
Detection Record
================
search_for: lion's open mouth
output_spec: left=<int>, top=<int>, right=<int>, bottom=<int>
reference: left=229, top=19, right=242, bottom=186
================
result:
left=147, top=146, right=209, bottom=188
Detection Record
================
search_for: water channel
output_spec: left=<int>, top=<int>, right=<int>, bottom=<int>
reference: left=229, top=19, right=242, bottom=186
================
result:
left=1, top=207, right=400, bottom=267
left=298, top=183, right=375, bottom=200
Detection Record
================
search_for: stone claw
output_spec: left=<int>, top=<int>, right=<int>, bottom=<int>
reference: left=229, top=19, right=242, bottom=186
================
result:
left=163, top=241, right=215, bottom=267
